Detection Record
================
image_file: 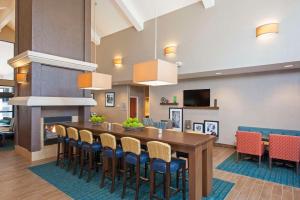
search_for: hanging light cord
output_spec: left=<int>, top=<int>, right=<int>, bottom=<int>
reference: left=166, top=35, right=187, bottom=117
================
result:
left=94, top=0, right=97, bottom=67
left=154, top=0, right=158, bottom=60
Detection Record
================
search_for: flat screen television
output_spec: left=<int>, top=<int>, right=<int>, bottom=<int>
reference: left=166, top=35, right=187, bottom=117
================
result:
left=183, top=89, right=210, bottom=107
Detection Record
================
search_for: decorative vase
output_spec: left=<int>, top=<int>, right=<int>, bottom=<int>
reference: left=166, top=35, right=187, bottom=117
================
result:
left=173, top=96, right=177, bottom=103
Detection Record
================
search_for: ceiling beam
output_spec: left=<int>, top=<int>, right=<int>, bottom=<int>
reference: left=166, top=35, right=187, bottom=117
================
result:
left=0, top=6, right=14, bottom=31
left=202, top=0, right=215, bottom=9
left=114, top=0, right=144, bottom=31
left=91, top=28, right=101, bottom=45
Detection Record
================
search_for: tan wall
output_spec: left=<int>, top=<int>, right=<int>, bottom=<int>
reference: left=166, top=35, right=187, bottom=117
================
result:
left=91, top=85, right=129, bottom=123
left=0, top=26, right=14, bottom=43
left=0, top=79, right=14, bottom=87
left=149, top=70, right=300, bottom=145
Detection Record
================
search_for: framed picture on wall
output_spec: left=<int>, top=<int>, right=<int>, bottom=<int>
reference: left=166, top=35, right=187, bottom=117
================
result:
left=193, top=122, right=204, bottom=133
left=105, top=92, right=115, bottom=107
left=169, top=107, right=183, bottom=132
left=204, top=120, right=219, bottom=137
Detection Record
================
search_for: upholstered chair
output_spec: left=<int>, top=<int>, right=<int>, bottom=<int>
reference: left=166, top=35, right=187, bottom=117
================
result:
left=269, top=134, right=300, bottom=174
left=121, top=137, right=149, bottom=200
left=147, top=141, right=186, bottom=200
left=79, top=130, right=101, bottom=182
left=236, top=131, right=265, bottom=167
left=55, top=125, right=69, bottom=167
left=66, top=127, right=82, bottom=175
left=100, top=133, right=123, bottom=193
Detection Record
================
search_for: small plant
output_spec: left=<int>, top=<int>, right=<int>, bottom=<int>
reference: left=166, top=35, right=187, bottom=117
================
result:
left=90, top=114, right=105, bottom=124
left=122, top=117, right=144, bottom=128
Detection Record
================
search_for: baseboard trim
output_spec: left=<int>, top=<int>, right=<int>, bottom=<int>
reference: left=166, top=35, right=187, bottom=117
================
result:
left=214, top=143, right=235, bottom=149
left=15, top=144, right=57, bottom=162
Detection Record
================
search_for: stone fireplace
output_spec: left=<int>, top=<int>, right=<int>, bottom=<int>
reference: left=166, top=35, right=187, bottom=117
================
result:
left=8, top=51, right=97, bottom=161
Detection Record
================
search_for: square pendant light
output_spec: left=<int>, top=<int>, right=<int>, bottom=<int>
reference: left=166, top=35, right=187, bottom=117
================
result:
left=133, top=59, right=178, bottom=86
left=78, top=72, right=112, bottom=90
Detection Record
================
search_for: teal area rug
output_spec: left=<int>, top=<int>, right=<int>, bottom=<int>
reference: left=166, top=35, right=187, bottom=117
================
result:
left=30, top=162, right=234, bottom=200
left=0, top=139, right=14, bottom=151
left=217, top=153, right=300, bottom=188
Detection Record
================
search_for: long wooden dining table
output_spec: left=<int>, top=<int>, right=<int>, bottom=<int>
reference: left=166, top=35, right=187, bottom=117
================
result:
left=61, top=122, right=215, bottom=200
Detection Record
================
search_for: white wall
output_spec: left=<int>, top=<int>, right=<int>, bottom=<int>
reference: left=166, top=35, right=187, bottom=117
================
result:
left=149, top=70, right=300, bottom=145
left=96, top=0, right=300, bottom=82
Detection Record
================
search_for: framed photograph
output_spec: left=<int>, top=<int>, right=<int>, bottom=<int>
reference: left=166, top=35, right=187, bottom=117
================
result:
left=193, top=122, right=204, bottom=133
left=169, top=107, right=183, bottom=132
left=204, top=120, right=219, bottom=137
left=105, top=92, right=115, bottom=107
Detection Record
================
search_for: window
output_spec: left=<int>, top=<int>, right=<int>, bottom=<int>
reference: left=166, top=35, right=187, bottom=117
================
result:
left=0, top=41, right=14, bottom=80
left=0, top=86, right=14, bottom=120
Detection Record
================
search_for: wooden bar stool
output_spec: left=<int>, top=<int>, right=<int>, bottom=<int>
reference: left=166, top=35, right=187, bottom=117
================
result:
left=100, top=133, right=123, bottom=193
left=55, top=125, right=69, bottom=168
left=66, top=127, right=82, bottom=175
left=121, top=137, right=149, bottom=200
left=147, top=141, right=186, bottom=200
left=79, top=130, right=101, bottom=182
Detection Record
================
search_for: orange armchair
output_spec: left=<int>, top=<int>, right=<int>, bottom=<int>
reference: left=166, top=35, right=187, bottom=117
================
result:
left=236, top=131, right=265, bottom=166
left=269, top=134, right=300, bottom=174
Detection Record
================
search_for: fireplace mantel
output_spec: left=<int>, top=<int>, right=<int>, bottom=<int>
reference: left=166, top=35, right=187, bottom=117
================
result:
left=9, top=96, right=97, bottom=106
left=8, top=50, right=97, bottom=71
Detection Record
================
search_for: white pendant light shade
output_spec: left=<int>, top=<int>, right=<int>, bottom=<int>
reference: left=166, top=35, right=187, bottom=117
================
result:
left=78, top=72, right=112, bottom=90
left=133, top=59, right=178, bottom=86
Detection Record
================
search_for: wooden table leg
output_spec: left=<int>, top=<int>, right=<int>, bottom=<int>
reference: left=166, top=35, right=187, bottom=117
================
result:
left=188, top=145, right=203, bottom=200
left=202, top=140, right=213, bottom=196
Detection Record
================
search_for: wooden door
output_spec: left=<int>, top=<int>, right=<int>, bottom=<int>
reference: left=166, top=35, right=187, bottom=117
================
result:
left=130, top=97, right=137, bottom=118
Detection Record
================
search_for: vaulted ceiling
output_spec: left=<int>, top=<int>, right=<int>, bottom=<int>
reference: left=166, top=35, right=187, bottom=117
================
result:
left=92, top=0, right=214, bottom=44
left=0, top=0, right=215, bottom=45
left=0, top=0, right=15, bottom=31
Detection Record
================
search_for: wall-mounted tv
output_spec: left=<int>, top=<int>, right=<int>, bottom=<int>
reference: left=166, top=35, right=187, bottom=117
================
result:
left=183, top=89, right=210, bottom=107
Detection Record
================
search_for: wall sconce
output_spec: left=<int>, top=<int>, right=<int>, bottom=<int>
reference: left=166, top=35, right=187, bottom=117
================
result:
left=16, top=73, right=27, bottom=84
left=164, top=45, right=176, bottom=56
left=113, top=57, right=122, bottom=67
left=256, top=23, right=279, bottom=37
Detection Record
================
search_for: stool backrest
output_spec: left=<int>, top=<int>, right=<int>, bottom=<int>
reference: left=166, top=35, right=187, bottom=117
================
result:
left=55, top=125, right=66, bottom=137
left=147, top=141, right=171, bottom=162
left=67, top=127, right=79, bottom=141
left=100, top=133, right=116, bottom=149
left=79, top=130, right=93, bottom=144
left=121, top=137, right=141, bottom=155
left=112, top=122, right=123, bottom=128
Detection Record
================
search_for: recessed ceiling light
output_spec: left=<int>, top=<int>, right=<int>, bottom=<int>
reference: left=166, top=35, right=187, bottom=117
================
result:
left=216, top=72, right=222, bottom=75
left=283, top=64, right=294, bottom=68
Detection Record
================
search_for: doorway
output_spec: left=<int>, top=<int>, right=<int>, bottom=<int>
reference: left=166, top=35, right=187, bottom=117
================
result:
left=130, top=96, right=138, bottom=118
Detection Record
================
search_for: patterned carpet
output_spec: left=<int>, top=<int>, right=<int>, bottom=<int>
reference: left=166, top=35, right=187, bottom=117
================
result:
left=30, top=162, right=234, bottom=200
left=217, top=152, right=300, bottom=188
left=0, top=139, right=14, bottom=151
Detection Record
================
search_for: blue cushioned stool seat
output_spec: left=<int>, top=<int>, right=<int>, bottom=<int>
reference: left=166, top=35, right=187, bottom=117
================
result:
left=125, top=152, right=149, bottom=165
left=152, top=158, right=186, bottom=173
left=69, top=140, right=82, bottom=147
left=81, top=142, right=101, bottom=151
left=103, top=146, right=123, bottom=158
left=58, top=137, right=69, bottom=143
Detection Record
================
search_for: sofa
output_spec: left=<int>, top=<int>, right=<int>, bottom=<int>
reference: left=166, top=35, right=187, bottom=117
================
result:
left=238, top=126, right=300, bottom=138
